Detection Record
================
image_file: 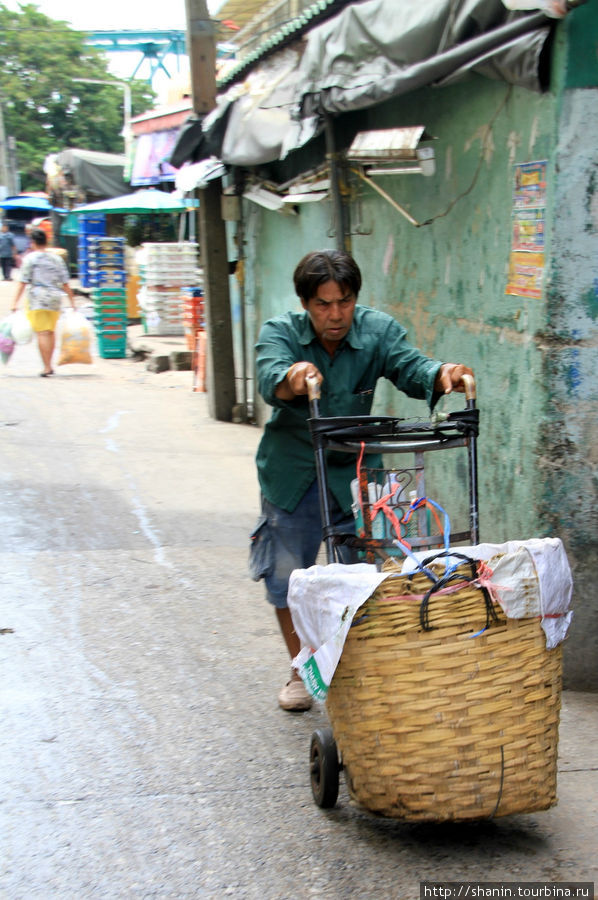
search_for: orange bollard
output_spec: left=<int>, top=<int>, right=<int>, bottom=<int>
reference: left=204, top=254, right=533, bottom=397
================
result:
left=193, top=329, right=207, bottom=392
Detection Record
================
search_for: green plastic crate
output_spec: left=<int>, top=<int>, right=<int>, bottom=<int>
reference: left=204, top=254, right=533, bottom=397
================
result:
left=96, top=329, right=127, bottom=359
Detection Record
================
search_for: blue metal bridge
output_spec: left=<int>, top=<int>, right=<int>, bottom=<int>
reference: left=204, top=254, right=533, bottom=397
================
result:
left=85, top=30, right=188, bottom=84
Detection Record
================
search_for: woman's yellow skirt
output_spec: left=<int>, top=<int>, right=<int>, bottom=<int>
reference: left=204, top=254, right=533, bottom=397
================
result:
left=25, top=307, right=61, bottom=333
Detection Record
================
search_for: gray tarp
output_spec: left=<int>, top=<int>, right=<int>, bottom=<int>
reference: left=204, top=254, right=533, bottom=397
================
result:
left=173, top=0, right=556, bottom=169
left=294, top=0, right=550, bottom=116
left=55, top=149, right=128, bottom=198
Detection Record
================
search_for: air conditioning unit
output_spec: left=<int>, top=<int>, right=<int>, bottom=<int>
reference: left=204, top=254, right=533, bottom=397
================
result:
left=346, top=126, right=436, bottom=177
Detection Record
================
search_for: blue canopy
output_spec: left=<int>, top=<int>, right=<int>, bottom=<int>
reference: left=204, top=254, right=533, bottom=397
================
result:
left=0, top=195, right=66, bottom=213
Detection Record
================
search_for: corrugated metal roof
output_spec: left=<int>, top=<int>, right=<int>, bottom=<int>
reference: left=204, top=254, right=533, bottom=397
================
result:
left=216, top=0, right=350, bottom=88
left=215, top=0, right=267, bottom=33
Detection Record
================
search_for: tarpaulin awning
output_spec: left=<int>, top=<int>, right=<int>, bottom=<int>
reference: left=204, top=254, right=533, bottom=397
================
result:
left=50, top=149, right=128, bottom=198
left=73, top=189, right=197, bottom=215
left=174, top=159, right=227, bottom=193
left=170, top=0, right=560, bottom=171
left=288, top=0, right=551, bottom=118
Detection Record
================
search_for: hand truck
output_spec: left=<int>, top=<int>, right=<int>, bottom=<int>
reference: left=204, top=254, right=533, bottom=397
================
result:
left=304, top=374, right=481, bottom=809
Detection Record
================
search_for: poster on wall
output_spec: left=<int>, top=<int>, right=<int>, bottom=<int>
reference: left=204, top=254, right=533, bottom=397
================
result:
left=505, top=160, right=547, bottom=299
left=130, top=129, right=180, bottom=187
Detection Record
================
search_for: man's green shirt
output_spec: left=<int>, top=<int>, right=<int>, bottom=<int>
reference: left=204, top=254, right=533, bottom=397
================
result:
left=255, top=305, right=442, bottom=514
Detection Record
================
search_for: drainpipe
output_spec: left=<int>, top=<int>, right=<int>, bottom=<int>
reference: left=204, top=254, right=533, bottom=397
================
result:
left=236, top=210, right=248, bottom=422
left=324, top=113, right=351, bottom=253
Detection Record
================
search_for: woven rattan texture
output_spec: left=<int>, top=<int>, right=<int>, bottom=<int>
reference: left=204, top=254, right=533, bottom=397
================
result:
left=326, top=562, right=562, bottom=821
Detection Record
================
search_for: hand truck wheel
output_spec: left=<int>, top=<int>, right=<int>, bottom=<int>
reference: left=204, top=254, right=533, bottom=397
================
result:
left=310, top=727, right=339, bottom=808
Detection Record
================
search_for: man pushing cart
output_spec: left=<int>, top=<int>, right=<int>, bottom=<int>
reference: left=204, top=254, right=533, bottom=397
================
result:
left=249, top=248, right=474, bottom=712
left=250, top=248, right=570, bottom=822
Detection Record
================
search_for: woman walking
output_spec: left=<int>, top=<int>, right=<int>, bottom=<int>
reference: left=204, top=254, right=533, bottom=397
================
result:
left=11, top=228, right=76, bottom=376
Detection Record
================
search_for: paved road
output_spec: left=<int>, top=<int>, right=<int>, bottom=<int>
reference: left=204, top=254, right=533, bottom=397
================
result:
left=0, top=286, right=596, bottom=899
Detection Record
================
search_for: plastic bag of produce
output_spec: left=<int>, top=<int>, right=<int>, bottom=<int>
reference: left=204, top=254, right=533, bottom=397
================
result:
left=0, top=317, right=16, bottom=364
left=57, top=309, right=92, bottom=365
left=9, top=310, right=33, bottom=345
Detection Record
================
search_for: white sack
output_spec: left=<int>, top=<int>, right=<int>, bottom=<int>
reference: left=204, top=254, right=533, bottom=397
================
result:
left=401, top=537, right=573, bottom=648
left=289, top=537, right=573, bottom=700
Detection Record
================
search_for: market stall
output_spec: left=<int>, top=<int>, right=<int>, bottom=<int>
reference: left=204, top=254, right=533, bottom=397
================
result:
left=73, top=189, right=201, bottom=325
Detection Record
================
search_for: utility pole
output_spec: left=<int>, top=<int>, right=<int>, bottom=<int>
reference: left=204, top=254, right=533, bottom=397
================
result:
left=185, top=0, right=236, bottom=422
left=0, top=101, right=9, bottom=201
left=0, top=100, right=18, bottom=199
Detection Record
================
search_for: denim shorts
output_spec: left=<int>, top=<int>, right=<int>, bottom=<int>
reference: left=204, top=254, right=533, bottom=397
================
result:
left=249, top=480, right=355, bottom=609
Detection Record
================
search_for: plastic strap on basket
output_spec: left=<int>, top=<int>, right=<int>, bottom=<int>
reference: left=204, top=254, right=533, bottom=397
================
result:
left=390, top=497, right=453, bottom=579
left=355, top=440, right=367, bottom=532
left=354, top=445, right=437, bottom=581
left=416, top=551, right=501, bottom=633
left=354, top=449, right=453, bottom=583
left=357, top=442, right=404, bottom=538
left=370, top=482, right=403, bottom=535
left=402, top=497, right=451, bottom=555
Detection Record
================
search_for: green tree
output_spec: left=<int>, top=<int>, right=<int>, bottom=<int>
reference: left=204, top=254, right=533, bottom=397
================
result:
left=0, top=3, right=155, bottom=190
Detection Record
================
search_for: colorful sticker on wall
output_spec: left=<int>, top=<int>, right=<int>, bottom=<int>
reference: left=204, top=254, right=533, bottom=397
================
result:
left=506, top=251, right=545, bottom=299
left=506, top=161, right=547, bottom=298
left=511, top=207, right=545, bottom=251
left=512, top=160, right=547, bottom=209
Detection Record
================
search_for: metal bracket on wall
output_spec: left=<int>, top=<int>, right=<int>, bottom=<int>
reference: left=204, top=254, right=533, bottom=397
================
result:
left=351, top=167, right=422, bottom=228
left=346, top=177, right=373, bottom=236
left=326, top=189, right=373, bottom=238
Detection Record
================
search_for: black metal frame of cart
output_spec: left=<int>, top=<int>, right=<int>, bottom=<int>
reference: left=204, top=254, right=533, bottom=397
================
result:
left=306, top=374, right=479, bottom=567
left=305, top=374, right=480, bottom=808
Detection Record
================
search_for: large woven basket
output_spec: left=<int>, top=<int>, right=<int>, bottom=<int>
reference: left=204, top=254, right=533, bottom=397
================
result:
left=326, top=560, right=562, bottom=821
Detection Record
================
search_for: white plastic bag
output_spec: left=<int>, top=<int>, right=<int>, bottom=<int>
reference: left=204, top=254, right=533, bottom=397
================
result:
left=9, top=310, right=33, bottom=345
left=289, top=563, right=389, bottom=700
left=0, top=317, right=16, bottom=364
left=57, top=309, right=92, bottom=365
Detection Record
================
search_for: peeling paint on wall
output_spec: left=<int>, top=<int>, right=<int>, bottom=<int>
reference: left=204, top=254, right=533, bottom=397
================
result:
left=585, top=167, right=598, bottom=232
left=455, top=317, right=534, bottom=346
left=445, top=145, right=453, bottom=180
left=584, top=282, right=598, bottom=320
left=528, top=115, right=539, bottom=157
left=382, top=234, right=394, bottom=276
left=465, top=124, right=495, bottom=163
left=507, top=131, right=521, bottom=165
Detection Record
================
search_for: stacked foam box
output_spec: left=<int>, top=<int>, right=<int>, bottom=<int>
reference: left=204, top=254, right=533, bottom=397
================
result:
left=137, top=243, right=201, bottom=335
left=77, top=215, right=107, bottom=288
left=89, top=237, right=128, bottom=359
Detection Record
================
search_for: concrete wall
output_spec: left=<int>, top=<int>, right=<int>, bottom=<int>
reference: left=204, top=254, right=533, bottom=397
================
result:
left=543, top=28, right=598, bottom=689
left=236, top=8, right=597, bottom=689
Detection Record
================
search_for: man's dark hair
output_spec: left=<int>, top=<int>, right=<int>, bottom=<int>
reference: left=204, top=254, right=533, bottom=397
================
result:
left=31, top=228, right=47, bottom=247
left=293, top=249, right=362, bottom=302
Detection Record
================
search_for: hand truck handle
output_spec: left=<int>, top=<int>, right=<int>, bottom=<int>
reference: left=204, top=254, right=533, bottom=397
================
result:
left=306, top=374, right=321, bottom=402
left=459, top=372, right=479, bottom=544
left=460, top=373, right=476, bottom=402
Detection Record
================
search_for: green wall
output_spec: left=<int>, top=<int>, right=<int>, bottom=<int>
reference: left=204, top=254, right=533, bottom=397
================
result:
left=246, top=74, right=557, bottom=532
left=349, top=76, right=556, bottom=546
left=239, top=8, right=597, bottom=688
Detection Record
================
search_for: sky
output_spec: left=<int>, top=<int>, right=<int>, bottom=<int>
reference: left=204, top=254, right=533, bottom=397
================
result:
left=4, top=0, right=227, bottom=102
left=5, top=0, right=225, bottom=30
